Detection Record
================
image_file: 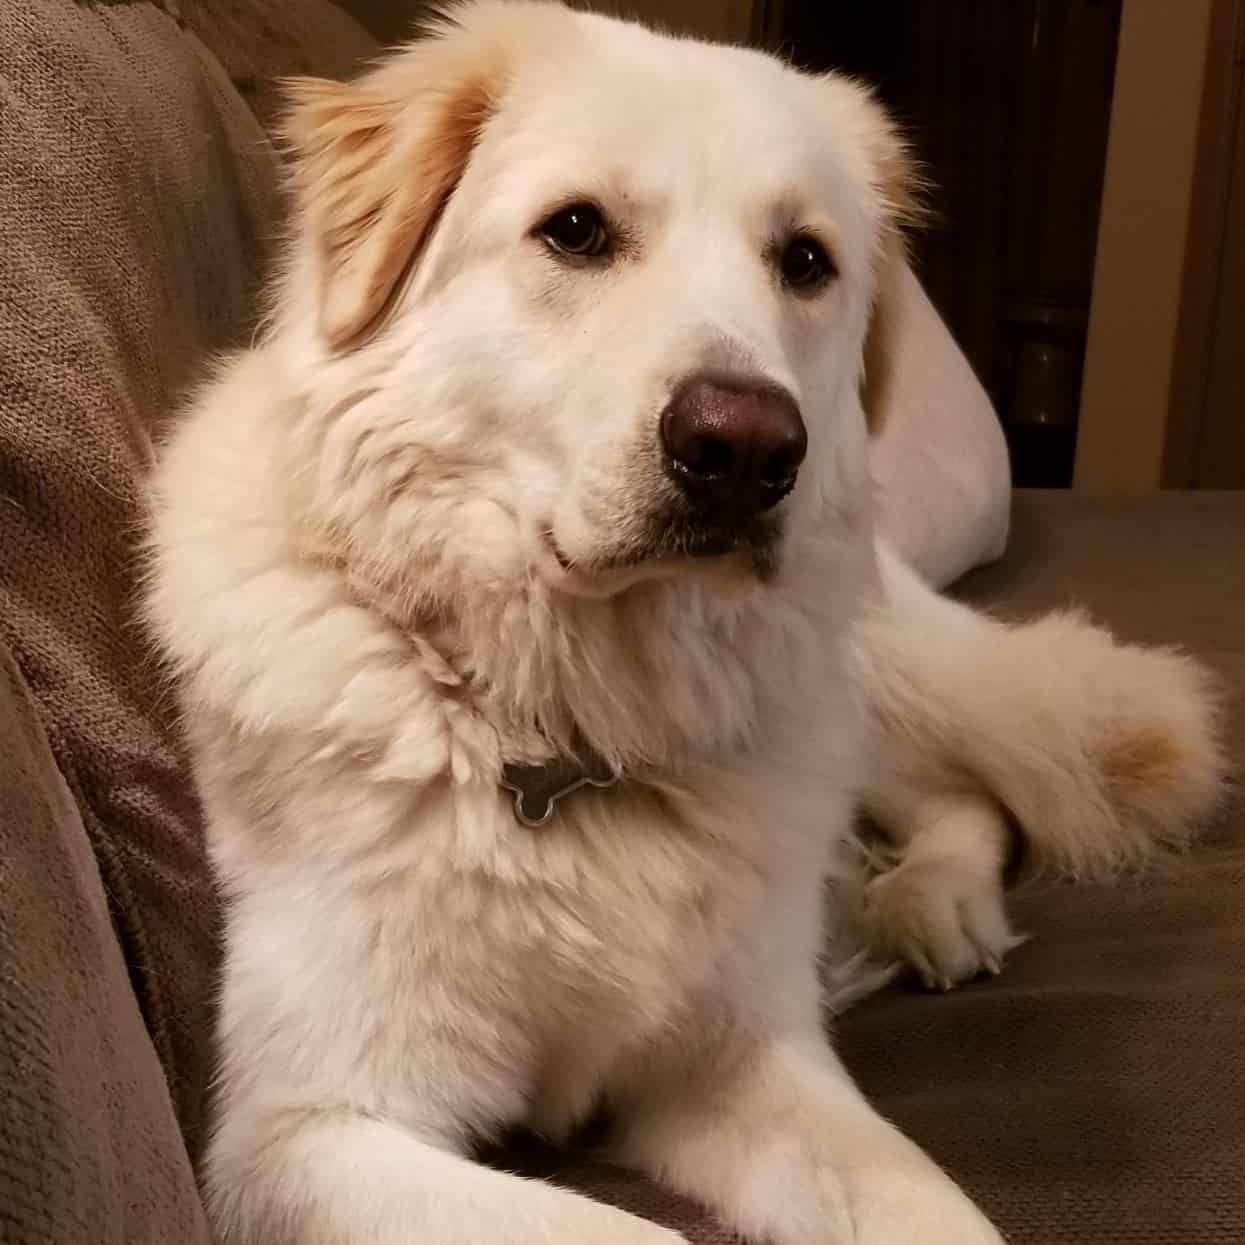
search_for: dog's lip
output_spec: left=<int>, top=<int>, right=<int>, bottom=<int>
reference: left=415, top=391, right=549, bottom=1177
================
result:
left=537, top=527, right=769, bottom=606
left=543, top=529, right=575, bottom=571
left=540, top=526, right=736, bottom=579
left=537, top=527, right=644, bottom=599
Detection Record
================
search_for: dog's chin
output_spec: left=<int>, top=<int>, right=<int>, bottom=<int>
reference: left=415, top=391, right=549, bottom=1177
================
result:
left=537, top=519, right=782, bottom=600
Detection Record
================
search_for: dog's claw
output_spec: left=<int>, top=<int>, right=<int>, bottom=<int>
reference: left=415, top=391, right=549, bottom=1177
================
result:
left=906, top=947, right=939, bottom=991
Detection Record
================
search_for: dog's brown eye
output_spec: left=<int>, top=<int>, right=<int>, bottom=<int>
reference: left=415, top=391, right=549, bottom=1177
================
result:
left=539, top=203, right=610, bottom=258
left=780, top=234, right=835, bottom=291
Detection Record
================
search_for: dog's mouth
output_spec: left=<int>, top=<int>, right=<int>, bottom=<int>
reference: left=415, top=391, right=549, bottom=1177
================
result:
left=539, top=514, right=781, bottom=598
left=545, top=532, right=577, bottom=572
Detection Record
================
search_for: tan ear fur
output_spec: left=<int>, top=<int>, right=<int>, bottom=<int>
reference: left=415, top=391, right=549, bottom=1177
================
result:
left=860, top=235, right=908, bottom=436
left=281, top=4, right=535, bottom=350
left=858, top=99, right=925, bottom=437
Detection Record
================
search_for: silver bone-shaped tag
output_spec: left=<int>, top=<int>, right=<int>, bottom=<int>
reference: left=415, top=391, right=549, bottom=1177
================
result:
left=500, top=749, right=620, bottom=828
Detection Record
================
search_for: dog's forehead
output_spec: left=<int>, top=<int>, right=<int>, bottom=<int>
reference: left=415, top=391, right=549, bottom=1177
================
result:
left=492, top=31, right=865, bottom=215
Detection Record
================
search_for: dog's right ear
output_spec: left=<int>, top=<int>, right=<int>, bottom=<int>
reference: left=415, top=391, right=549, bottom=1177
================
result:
left=281, top=5, right=525, bottom=350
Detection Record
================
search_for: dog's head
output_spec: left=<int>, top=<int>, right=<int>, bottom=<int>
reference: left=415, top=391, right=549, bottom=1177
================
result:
left=279, top=0, right=918, bottom=601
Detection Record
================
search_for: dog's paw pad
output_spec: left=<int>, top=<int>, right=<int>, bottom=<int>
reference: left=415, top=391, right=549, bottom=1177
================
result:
left=863, top=857, right=1025, bottom=990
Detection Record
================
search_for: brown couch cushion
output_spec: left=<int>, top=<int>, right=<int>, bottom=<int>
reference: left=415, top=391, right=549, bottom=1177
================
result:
left=333, top=0, right=428, bottom=46
left=0, top=0, right=372, bottom=1160
left=0, top=643, right=211, bottom=1245
left=180, top=0, right=378, bottom=127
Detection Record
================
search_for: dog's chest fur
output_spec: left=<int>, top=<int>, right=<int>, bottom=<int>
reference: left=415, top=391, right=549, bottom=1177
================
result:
left=206, top=673, right=851, bottom=1147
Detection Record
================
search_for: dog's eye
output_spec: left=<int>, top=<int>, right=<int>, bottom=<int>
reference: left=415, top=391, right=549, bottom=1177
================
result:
left=779, top=234, right=835, bottom=291
left=539, top=203, right=610, bottom=259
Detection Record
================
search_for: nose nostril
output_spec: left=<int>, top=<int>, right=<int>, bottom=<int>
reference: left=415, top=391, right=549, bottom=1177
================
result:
left=761, top=449, right=796, bottom=488
left=689, top=435, right=733, bottom=479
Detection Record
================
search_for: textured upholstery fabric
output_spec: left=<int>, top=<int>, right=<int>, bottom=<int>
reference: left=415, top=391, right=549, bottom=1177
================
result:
left=0, top=645, right=211, bottom=1244
left=0, top=0, right=372, bottom=1169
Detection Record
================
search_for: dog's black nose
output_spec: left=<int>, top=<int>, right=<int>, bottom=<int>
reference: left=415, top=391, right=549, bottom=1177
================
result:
left=660, top=374, right=807, bottom=517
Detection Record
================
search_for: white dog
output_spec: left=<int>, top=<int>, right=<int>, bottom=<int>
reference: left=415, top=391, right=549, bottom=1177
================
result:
left=144, top=4, right=1227, bottom=1242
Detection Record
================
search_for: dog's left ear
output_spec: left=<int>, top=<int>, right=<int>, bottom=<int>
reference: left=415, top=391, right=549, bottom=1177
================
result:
left=851, top=91, right=924, bottom=437
left=859, top=234, right=909, bottom=437
left=282, top=8, right=521, bottom=350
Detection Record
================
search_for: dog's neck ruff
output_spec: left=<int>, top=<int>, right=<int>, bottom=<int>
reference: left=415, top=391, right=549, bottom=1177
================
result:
left=500, top=737, right=620, bottom=828
left=337, top=556, right=806, bottom=829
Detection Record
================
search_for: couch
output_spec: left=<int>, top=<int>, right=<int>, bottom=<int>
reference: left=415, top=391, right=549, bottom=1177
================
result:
left=1, top=3, right=1241, bottom=1242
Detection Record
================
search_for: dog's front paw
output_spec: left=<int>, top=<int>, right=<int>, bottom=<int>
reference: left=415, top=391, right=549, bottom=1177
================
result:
left=536, top=1200, right=690, bottom=1245
left=863, top=854, right=1025, bottom=991
left=760, top=1153, right=1004, bottom=1245
left=462, top=1196, right=690, bottom=1245
left=842, top=1164, right=1005, bottom=1245
left=570, top=1206, right=690, bottom=1245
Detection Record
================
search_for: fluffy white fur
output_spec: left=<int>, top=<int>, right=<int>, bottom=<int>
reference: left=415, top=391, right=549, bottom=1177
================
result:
left=144, top=4, right=1227, bottom=1242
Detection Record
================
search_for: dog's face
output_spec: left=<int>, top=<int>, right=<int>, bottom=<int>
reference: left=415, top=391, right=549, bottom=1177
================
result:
left=281, top=1, right=914, bottom=601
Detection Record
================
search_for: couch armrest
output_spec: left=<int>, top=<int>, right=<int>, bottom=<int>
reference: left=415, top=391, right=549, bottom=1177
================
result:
left=0, top=645, right=209, bottom=1245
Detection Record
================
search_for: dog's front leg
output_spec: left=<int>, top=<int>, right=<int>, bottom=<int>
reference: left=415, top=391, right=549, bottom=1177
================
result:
left=610, top=1028, right=1003, bottom=1245
left=208, top=1107, right=689, bottom=1245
